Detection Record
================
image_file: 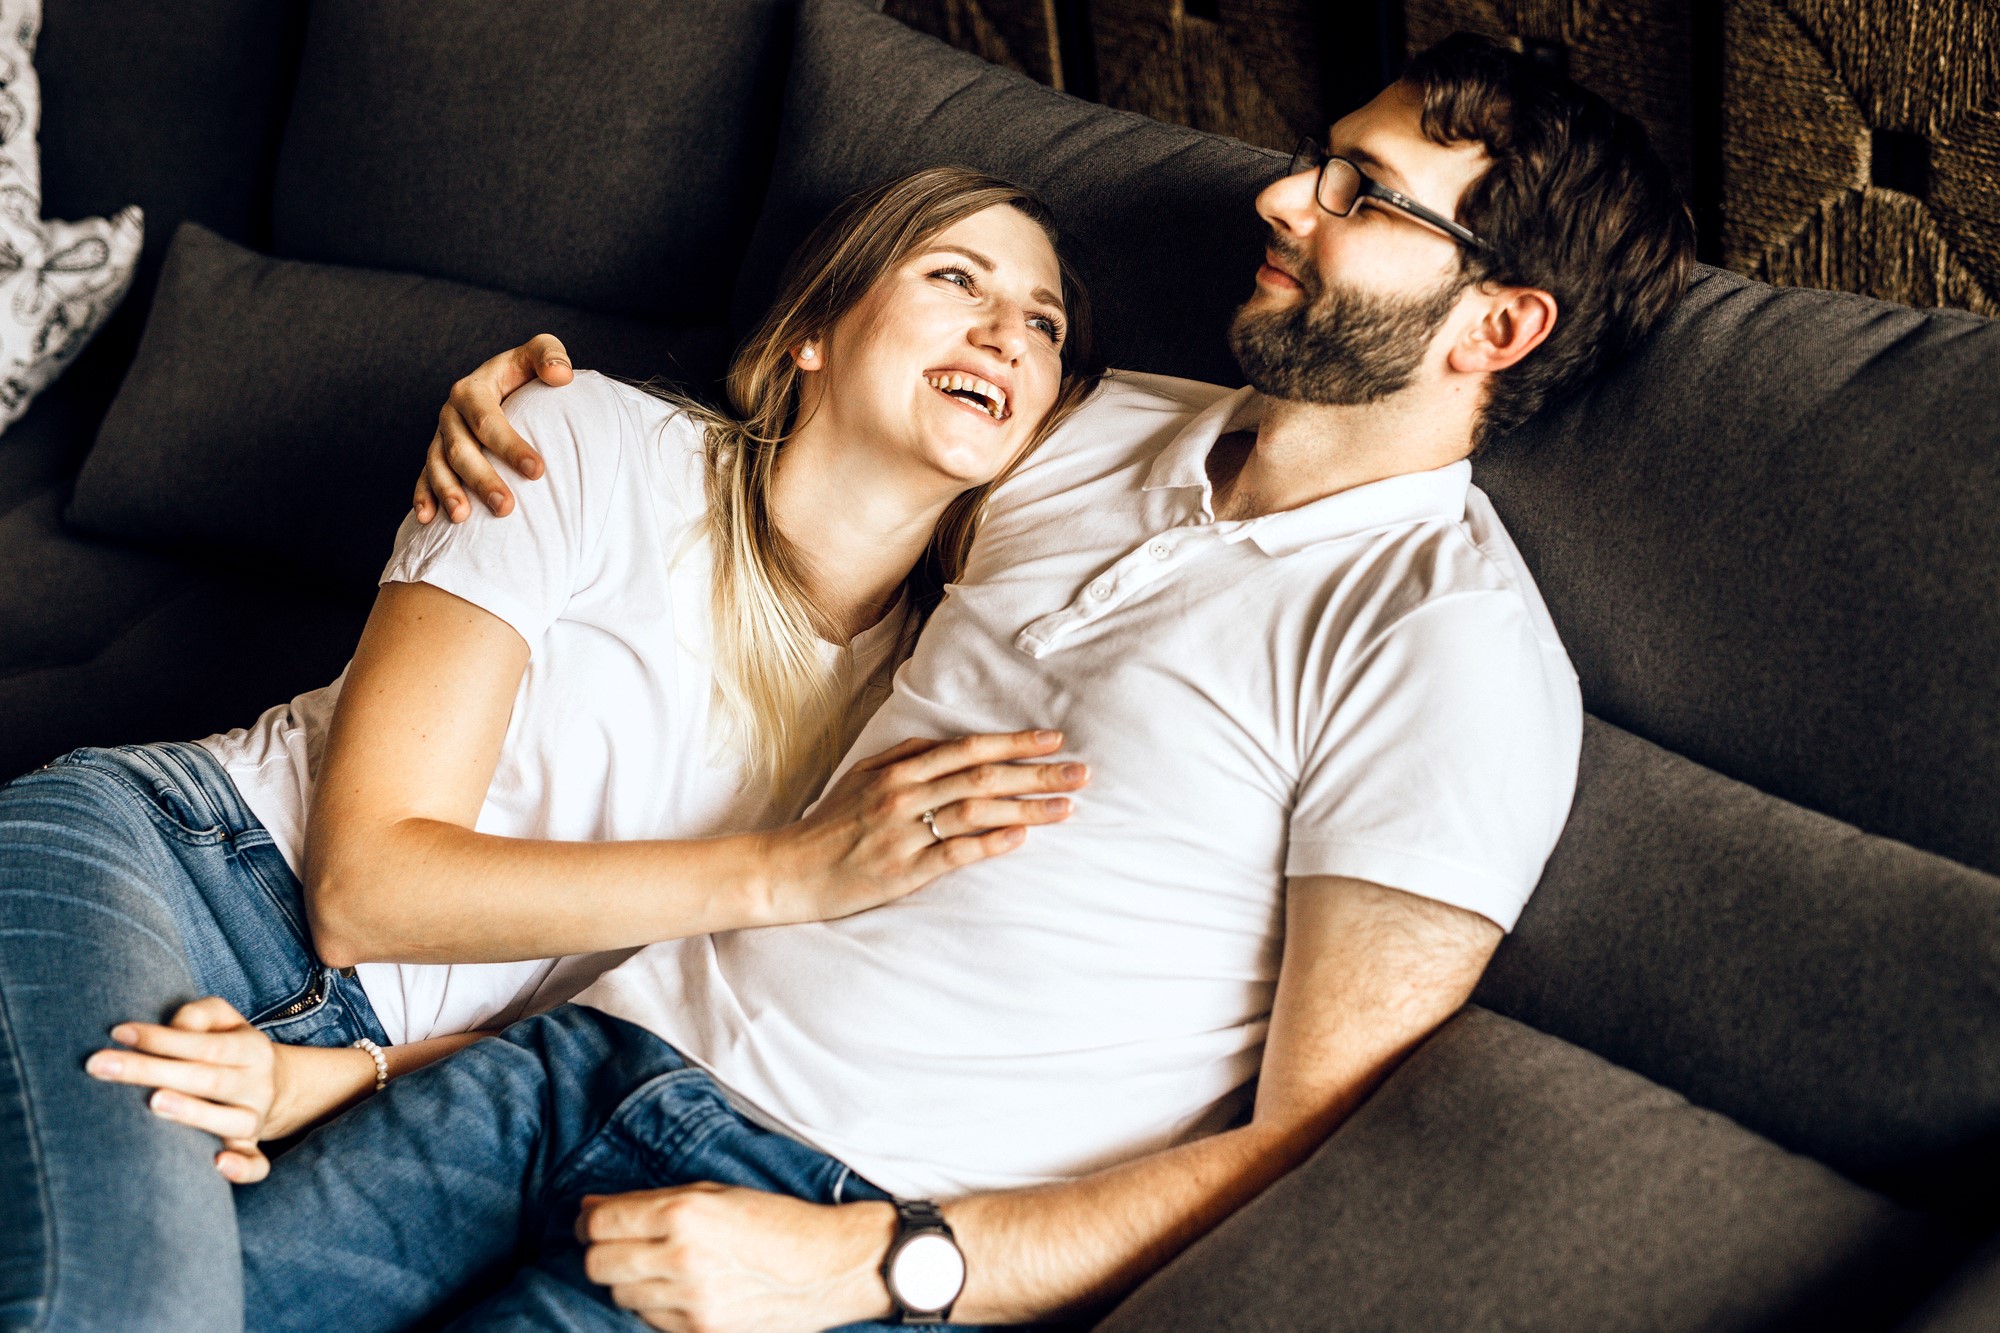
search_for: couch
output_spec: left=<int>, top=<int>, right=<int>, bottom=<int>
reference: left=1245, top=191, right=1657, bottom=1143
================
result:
left=8, top=1, right=2000, bottom=1327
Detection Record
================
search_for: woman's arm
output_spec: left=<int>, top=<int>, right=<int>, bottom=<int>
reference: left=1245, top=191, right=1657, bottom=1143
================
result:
left=305, top=581, right=1085, bottom=968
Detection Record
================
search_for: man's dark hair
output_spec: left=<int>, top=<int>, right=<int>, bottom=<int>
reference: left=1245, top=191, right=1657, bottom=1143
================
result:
left=1403, top=33, right=1696, bottom=446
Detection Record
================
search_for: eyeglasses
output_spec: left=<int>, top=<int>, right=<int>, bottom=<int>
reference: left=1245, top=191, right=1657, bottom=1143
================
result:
left=1287, top=136, right=1493, bottom=256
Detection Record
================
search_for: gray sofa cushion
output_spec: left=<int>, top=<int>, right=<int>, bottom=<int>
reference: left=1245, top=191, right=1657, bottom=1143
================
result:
left=1097, top=1009, right=1955, bottom=1333
left=734, top=0, right=1279, bottom=386
left=0, top=490, right=369, bottom=779
left=1479, top=717, right=2000, bottom=1222
left=272, top=0, right=790, bottom=324
left=1899, top=1235, right=2000, bottom=1332
left=68, top=223, right=733, bottom=589
left=1475, top=268, right=2000, bottom=878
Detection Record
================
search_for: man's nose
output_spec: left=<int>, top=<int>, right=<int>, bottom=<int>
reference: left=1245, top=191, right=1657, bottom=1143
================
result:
left=1255, top=167, right=1321, bottom=241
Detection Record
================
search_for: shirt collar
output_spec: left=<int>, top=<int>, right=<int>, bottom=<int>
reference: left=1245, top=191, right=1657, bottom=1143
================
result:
left=1141, top=387, right=1472, bottom=556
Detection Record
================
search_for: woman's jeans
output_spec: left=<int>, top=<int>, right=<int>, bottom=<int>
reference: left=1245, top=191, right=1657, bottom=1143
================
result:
left=239, top=1004, right=976, bottom=1332
left=0, top=742, right=387, bottom=1333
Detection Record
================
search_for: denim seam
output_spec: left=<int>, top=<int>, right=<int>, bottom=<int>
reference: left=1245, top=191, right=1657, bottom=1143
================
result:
left=546, top=1068, right=734, bottom=1200
left=227, top=839, right=315, bottom=959
left=0, top=950, right=55, bottom=1331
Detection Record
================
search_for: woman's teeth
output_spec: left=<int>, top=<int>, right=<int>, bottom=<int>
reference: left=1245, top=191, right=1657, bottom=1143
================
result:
left=924, top=371, right=1008, bottom=420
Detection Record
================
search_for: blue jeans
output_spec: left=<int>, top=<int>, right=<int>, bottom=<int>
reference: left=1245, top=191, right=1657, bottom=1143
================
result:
left=0, top=742, right=387, bottom=1333
left=240, top=1004, right=984, bottom=1332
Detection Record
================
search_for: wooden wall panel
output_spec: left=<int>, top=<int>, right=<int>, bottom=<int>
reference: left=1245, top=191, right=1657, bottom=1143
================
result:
left=884, top=0, right=2000, bottom=318
left=883, top=0, right=1065, bottom=87
left=1401, top=0, right=1697, bottom=203
left=1089, top=0, right=1323, bottom=152
left=1723, top=0, right=2000, bottom=314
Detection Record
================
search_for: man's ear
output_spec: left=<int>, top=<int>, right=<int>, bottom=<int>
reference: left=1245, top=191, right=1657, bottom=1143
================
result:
left=1447, top=286, right=1557, bottom=375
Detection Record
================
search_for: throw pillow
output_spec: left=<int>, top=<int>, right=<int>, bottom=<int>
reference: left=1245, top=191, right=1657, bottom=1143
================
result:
left=0, top=0, right=141, bottom=432
left=69, top=223, right=735, bottom=590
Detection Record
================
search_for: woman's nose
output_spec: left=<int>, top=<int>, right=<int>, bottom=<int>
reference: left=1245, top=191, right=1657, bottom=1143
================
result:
left=974, top=308, right=1029, bottom=362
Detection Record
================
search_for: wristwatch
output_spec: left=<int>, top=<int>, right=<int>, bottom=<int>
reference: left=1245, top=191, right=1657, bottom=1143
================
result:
left=880, top=1198, right=966, bottom=1324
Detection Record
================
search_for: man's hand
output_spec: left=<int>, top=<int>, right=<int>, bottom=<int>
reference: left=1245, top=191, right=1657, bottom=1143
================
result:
left=577, top=1183, right=897, bottom=1333
left=415, top=333, right=574, bottom=525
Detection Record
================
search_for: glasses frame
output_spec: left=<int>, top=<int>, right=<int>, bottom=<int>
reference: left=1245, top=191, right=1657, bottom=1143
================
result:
left=1288, top=136, right=1494, bottom=257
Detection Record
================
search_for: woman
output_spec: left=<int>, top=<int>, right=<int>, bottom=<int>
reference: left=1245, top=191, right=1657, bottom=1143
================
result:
left=0, top=166, right=1099, bottom=1329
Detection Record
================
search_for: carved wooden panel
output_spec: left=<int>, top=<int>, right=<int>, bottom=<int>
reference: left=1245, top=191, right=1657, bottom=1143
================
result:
left=1402, top=0, right=1697, bottom=203
left=1088, top=0, right=1324, bottom=153
left=883, top=0, right=1065, bottom=87
left=1722, top=0, right=2000, bottom=314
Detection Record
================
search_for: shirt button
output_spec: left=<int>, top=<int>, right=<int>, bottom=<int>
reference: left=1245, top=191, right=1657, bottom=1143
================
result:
left=1148, top=541, right=1172, bottom=559
left=1089, top=580, right=1113, bottom=600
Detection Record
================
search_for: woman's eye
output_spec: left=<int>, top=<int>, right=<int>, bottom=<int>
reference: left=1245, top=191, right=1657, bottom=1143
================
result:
left=1029, top=314, right=1064, bottom=342
left=931, top=267, right=974, bottom=289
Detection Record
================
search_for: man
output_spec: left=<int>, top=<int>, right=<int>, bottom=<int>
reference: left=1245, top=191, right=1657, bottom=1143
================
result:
left=242, top=35, right=1692, bottom=1331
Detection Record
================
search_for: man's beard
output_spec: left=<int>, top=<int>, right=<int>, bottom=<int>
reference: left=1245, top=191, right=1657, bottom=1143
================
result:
left=1228, top=244, right=1467, bottom=405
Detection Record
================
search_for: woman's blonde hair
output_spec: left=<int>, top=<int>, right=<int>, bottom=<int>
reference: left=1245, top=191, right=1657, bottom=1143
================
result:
left=666, top=165, right=1100, bottom=804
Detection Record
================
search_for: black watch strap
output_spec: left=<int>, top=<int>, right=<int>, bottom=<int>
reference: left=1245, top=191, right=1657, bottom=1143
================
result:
left=882, top=1197, right=963, bottom=1324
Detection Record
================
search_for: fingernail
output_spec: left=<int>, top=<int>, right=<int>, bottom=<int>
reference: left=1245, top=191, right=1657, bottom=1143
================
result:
left=149, top=1090, right=176, bottom=1113
left=1004, top=827, right=1027, bottom=844
left=1061, top=764, right=1086, bottom=781
left=85, top=1052, right=120, bottom=1077
left=1035, top=730, right=1061, bottom=744
left=1047, top=798, right=1072, bottom=815
left=488, top=491, right=506, bottom=510
left=523, top=455, right=543, bottom=478
left=110, top=1024, right=137, bottom=1045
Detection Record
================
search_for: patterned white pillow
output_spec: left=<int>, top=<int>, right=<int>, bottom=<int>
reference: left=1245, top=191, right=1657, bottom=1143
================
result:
left=0, top=0, right=140, bottom=432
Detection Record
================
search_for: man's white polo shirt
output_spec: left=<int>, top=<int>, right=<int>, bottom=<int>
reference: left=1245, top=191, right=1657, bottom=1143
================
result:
left=576, top=371, right=1584, bottom=1199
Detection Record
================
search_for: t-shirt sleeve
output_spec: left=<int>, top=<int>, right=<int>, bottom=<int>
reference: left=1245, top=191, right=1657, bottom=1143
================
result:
left=1285, top=591, right=1583, bottom=931
left=378, top=375, right=626, bottom=647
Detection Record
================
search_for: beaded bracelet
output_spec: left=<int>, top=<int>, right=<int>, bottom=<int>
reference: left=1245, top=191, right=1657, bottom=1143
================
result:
left=351, top=1037, right=388, bottom=1094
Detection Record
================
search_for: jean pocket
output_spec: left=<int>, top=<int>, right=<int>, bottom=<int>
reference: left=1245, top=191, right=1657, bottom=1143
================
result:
left=67, top=747, right=229, bottom=844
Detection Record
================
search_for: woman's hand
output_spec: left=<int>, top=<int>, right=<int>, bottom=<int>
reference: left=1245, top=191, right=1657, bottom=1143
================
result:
left=759, top=729, right=1088, bottom=924
left=85, top=996, right=281, bottom=1182
left=415, top=333, right=574, bottom=525
left=83, top=996, right=381, bottom=1182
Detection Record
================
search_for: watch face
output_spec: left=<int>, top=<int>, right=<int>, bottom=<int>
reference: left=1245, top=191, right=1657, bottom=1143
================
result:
left=889, top=1231, right=966, bottom=1312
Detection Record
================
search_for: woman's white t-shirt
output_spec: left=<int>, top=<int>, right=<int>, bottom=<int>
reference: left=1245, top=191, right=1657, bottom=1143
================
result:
left=197, top=372, right=906, bottom=1045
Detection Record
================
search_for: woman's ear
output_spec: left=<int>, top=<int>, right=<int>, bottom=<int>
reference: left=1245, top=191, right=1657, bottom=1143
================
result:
left=792, top=341, right=821, bottom=371
left=1447, top=286, right=1557, bottom=376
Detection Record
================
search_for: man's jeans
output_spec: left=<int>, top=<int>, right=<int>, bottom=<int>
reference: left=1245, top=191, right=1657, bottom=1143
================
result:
left=0, top=743, right=387, bottom=1333
left=240, top=1004, right=980, bottom=1332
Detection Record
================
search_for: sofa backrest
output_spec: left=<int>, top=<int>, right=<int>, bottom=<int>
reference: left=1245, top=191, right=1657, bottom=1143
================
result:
left=731, top=0, right=1280, bottom=385
left=766, top=0, right=2000, bottom=1224
left=1476, top=268, right=2000, bottom=880
left=271, top=0, right=793, bottom=326
left=38, top=0, right=309, bottom=407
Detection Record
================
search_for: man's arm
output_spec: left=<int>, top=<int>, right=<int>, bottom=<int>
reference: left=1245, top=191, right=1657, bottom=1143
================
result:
left=414, top=333, right=571, bottom=525
left=578, top=875, right=1502, bottom=1330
